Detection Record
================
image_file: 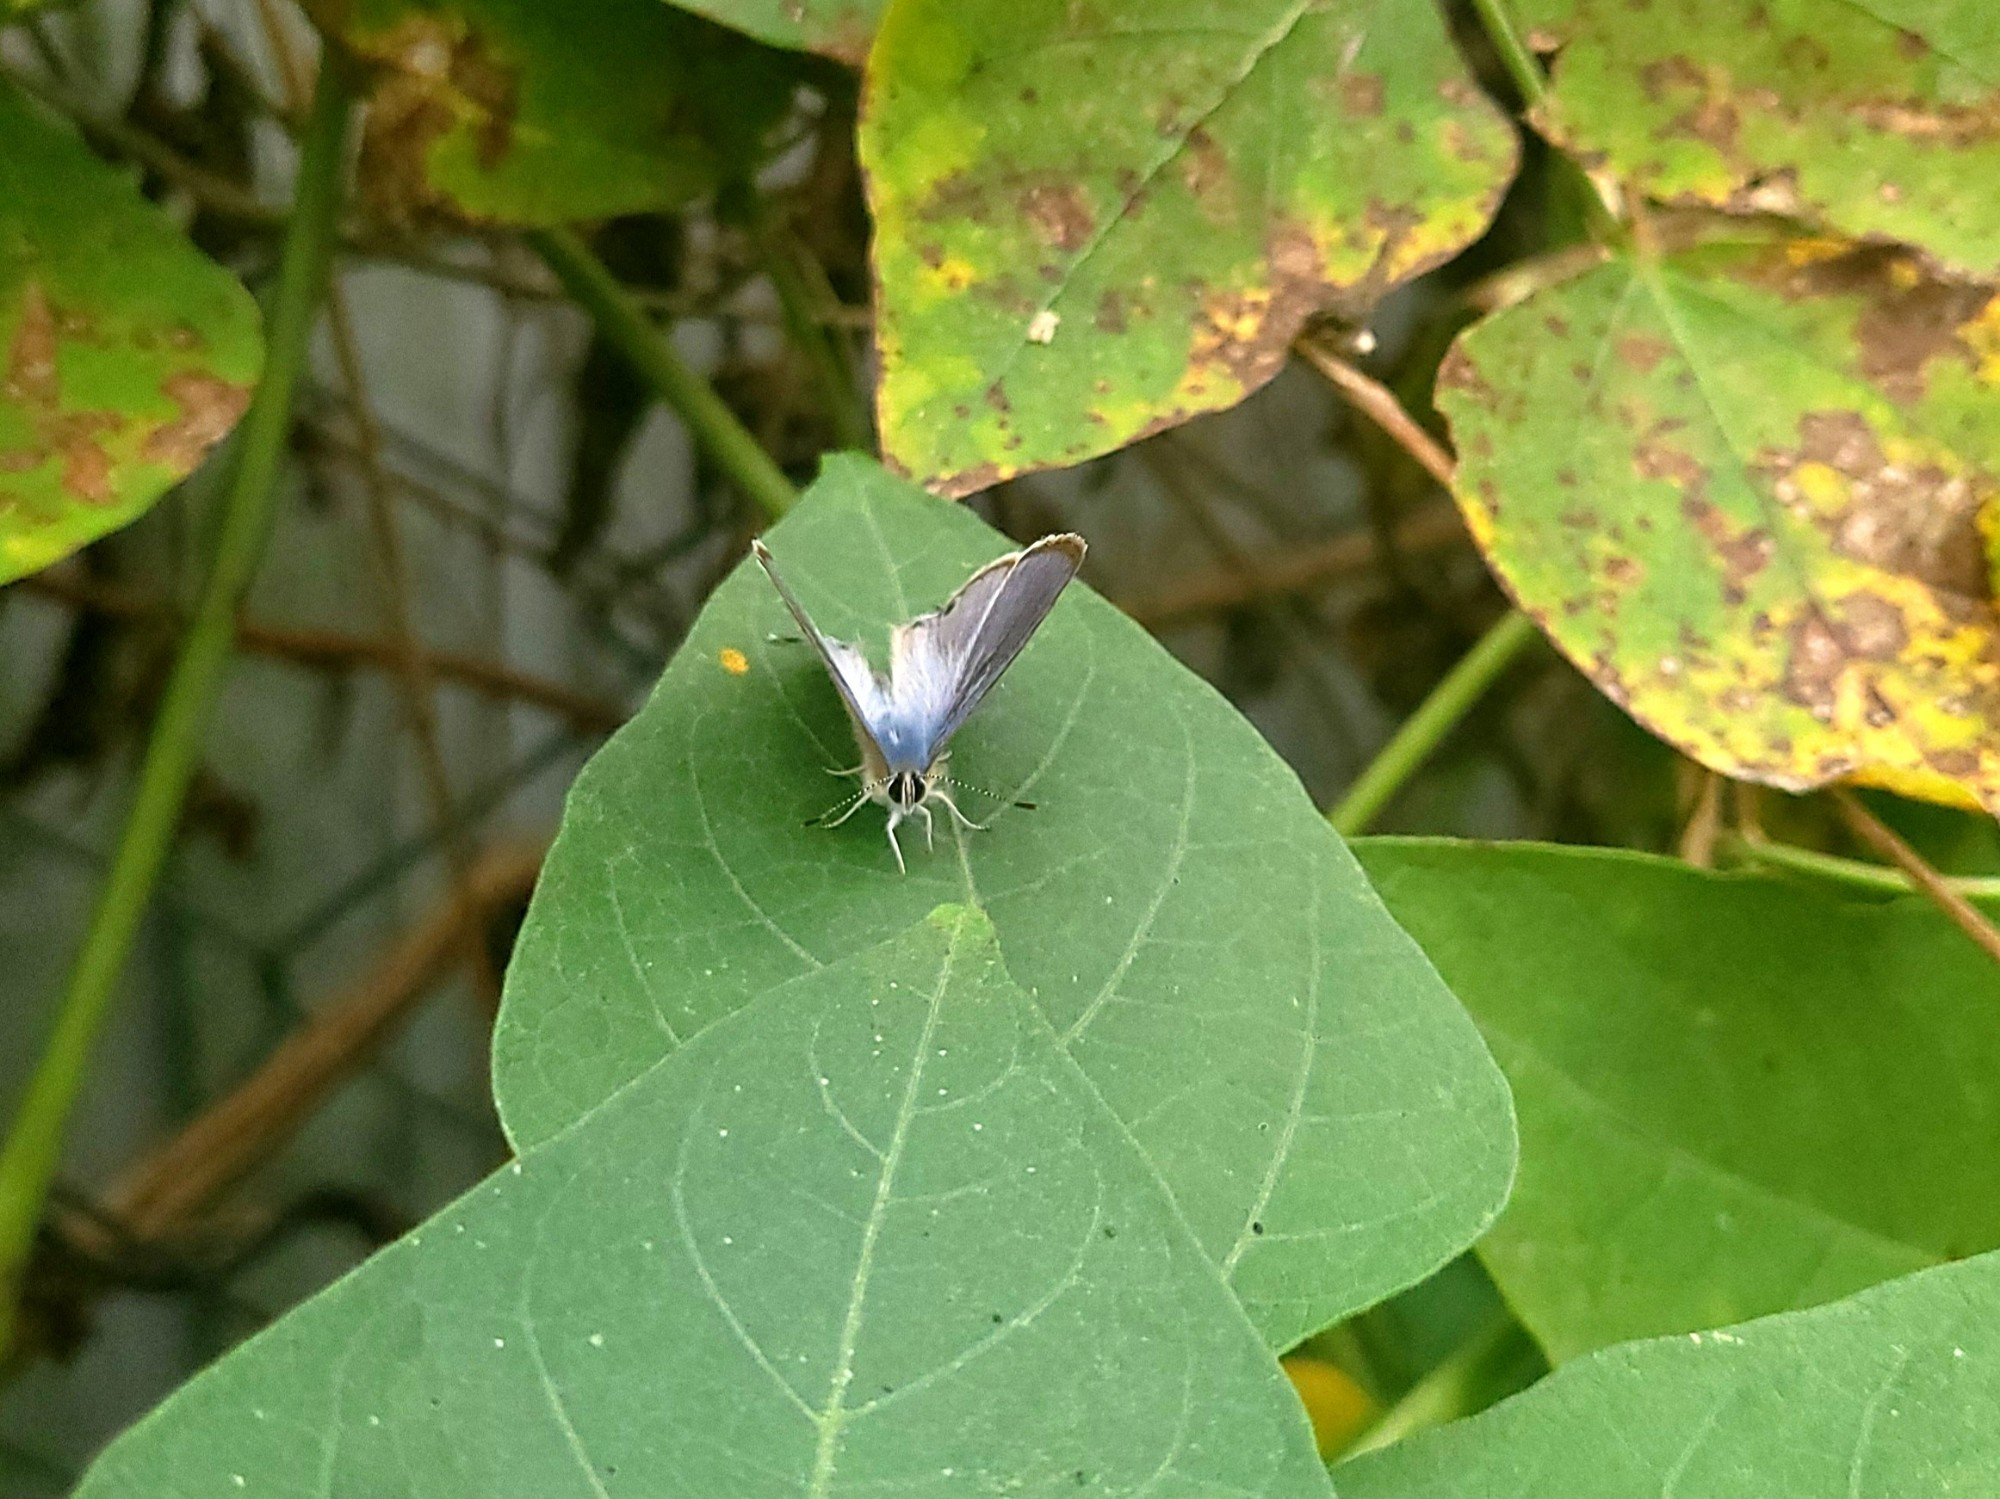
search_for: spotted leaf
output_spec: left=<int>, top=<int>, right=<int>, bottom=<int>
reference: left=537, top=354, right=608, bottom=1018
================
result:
left=861, top=0, right=1517, bottom=496
left=0, top=81, right=261, bottom=583
left=1516, top=0, right=2000, bottom=279
left=1439, top=227, right=2000, bottom=810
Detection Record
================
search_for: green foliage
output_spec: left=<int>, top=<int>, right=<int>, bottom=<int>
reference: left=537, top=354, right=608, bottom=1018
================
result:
left=657, top=0, right=881, bottom=63
left=494, top=455, right=1517, bottom=1350
left=1360, top=839, right=2000, bottom=1361
left=0, top=79, right=262, bottom=583
left=324, top=0, right=798, bottom=224
left=860, top=0, right=1515, bottom=494
left=76, top=909, right=1333, bottom=1497
left=1438, top=227, right=2000, bottom=812
left=1339, top=1247, right=2000, bottom=1497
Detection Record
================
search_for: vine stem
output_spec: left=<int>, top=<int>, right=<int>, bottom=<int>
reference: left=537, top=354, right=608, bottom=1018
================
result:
left=529, top=226, right=800, bottom=523
left=1829, top=790, right=2000, bottom=966
left=0, top=62, right=355, bottom=1359
left=1724, top=831, right=2000, bottom=904
left=1466, top=0, right=1548, bottom=112
left=1331, top=611, right=1542, bottom=836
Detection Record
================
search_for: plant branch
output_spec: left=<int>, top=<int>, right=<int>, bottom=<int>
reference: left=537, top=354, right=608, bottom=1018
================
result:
left=529, top=226, right=799, bottom=523
left=1828, top=790, right=2000, bottom=965
left=0, top=61, right=353, bottom=1359
left=1725, top=828, right=2000, bottom=905
left=1346, top=1313, right=1541, bottom=1457
left=1331, top=610, right=1542, bottom=835
left=1295, top=339, right=1456, bottom=488
left=18, top=570, right=625, bottom=734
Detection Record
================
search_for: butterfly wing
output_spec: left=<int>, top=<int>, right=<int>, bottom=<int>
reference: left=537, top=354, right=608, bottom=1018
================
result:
left=751, top=540, right=893, bottom=778
left=884, top=533, right=1086, bottom=769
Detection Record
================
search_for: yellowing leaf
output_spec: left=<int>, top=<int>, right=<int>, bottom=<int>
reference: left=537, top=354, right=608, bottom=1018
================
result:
left=1515, top=0, right=2000, bottom=280
left=862, top=0, right=1516, bottom=496
left=1439, top=227, right=2000, bottom=810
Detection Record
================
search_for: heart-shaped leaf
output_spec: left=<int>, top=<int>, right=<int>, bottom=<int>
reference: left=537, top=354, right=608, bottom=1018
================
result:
left=1439, top=229, right=2000, bottom=811
left=78, top=909, right=1333, bottom=1498
left=1359, top=838, right=2000, bottom=1362
left=1516, top=0, right=2000, bottom=280
left=1338, top=1248, right=2000, bottom=1498
left=322, top=0, right=797, bottom=225
left=0, top=80, right=261, bottom=583
left=492, top=454, right=1515, bottom=1350
left=860, top=0, right=1517, bottom=495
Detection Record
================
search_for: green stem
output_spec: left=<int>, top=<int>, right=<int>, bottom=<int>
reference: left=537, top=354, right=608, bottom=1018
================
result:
left=1331, top=610, right=1541, bottom=837
left=1345, top=1314, right=1541, bottom=1457
left=1466, top=0, right=1548, bottom=112
left=0, top=62, right=353, bottom=1360
left=1724, top=832, right=2000, bottom=905
left=530, top=226, right=799, bottom=523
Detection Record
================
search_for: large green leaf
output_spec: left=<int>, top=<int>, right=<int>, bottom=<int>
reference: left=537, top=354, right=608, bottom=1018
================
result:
left=860, top=0, right=1516, bottom=496
left=1438, top=228, right=2000, bottom=813
left=1516, top=0, right=2000, bottom=280
left=493, top=454, right=1515, bottom=1349
left=1358, top=838, right=2000, bottom=1362
left=657, top=0, right=881, bottom=63
left=1338, top=1248, right=2000, bottom=1498
left=78, top=908, right=1334, bottom=1498
left=0, top=80, right=261, bottom=583
left=324, top=0, right=797, bottom=225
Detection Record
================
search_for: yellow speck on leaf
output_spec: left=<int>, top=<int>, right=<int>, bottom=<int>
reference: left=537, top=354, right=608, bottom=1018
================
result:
left=719, top=647, right=749, bottom=675
left=1280, top=1354, right=1378, bottom=1457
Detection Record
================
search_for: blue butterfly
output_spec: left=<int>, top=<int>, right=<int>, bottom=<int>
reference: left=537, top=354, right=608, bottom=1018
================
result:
left=752, top=534, right=1086, bottom=871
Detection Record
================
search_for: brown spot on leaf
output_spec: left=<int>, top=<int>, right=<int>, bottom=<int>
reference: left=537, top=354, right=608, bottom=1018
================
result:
left=142, top=372, right=252, bottom=474
left=1339, top=72, right=1385, bottom=117
left=1854, top=276, right=1992, bottom=402
left=1020, top=182, right=1094, bottom=254
left=5, top=283, right=59, bottom=408
left=1094, top=289, right=1127, bottom=334
left=1179, top=128, right=1234, bottom=221
left=1838, top=592, right=1909, bottom=661
left=1782, top=610, right=1846, bottom=718
left=1616, top=334, right=1671, bottom=373
left=1634, top=424, right=1709, bottom=505
left=1781, top=411, right=1989, bottom=599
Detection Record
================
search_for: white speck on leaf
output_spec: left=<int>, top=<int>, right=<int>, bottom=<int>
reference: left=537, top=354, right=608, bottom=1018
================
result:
left=1027, top=310, right=1060, bottom=344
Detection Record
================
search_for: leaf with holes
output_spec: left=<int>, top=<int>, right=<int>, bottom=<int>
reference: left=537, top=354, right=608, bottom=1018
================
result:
left=0, top=80, right=261, bottom=583
left=656, top=0, right=881, bottom=64
left=1338, top=1248, right=2000, bottom=1499
left=1440, top=227, right=2000, bottom=811
left=77, top=909, right=1334, bottom=1499
left=1515, top=0, right=2000, bottom=280
left=860, top=0, right=1517, bottom=496
left=1359, top=838, right=2000, bottom=1363
left=491, top=453, right=1515, bottom=1351
left=319, top=0, right=797, bottom=226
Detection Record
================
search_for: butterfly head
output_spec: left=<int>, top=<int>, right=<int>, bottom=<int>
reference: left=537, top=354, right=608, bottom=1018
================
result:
left=884, top=768, right=931, bottom=811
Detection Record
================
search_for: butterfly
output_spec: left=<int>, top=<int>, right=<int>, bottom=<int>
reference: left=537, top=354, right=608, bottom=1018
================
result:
left=751, top=534, right=1087, bottom=872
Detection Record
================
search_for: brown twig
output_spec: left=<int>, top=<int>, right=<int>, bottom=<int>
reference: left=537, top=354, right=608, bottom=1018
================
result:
left=1830, top=788, right=2000, bottom=967
left=15, top=571, right=625, bottom=734
left=92, top=842, right=544, bottom=1248
left=1122, top=502, right=1466, bottom=629
left=1294, top=337, right=1457, bottom=488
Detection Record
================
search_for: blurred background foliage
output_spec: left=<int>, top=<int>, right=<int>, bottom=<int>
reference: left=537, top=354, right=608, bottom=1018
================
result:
left=3, top=0, right=1998, bottom=1488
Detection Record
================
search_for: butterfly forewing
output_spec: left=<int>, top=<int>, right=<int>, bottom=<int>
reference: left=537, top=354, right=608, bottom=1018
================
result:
left=750, top=540, right=893, bottom=778
left=888, top=534, right=1086, bottom=765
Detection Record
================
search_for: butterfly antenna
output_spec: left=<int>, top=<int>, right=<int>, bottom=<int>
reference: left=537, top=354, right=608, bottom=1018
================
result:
left=940, top=773, right=1036, bottom=812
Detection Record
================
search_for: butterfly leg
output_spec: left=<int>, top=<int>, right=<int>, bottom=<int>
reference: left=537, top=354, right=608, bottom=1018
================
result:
left=883, top=806, right=909, bottom=875
left=915, top=802, right=936, bottom=852
left=824, top=764, right=865, bottom=778
left=931, top=786, right=990, bottom=833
